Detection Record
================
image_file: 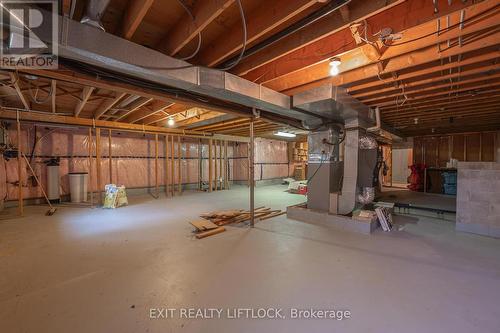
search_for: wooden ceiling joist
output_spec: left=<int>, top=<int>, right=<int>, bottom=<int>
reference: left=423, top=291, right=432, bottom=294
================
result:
left=347, top=48, right=500, bottom=94
left=9, top=73, right=30, bottom=110
left=114, top=97, right=153, bottom=121
left=241, top=0, right=472, bottom=84
left=197, top=0, right=320, bottom=67
left=124, top=101, right=175, bottom=124
left=74, top=86, right=94, bottom=117
left=158, top=0, right=235, bottom=56
left=237, top=0, right=405, bottom=77
left=120, top=0, right=155, bottom=39
left=94, top=92, right=127, bottom=119
left=282, top=27, right=500, bottom=95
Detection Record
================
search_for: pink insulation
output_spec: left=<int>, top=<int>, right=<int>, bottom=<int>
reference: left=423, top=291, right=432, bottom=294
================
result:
left=2, top=124, right=293, bottom=202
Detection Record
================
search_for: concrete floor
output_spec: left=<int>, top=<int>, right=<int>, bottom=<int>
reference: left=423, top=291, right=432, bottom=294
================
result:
left=1, top=185, right=499, bottom=333
left=379, top=187, right=457, bottom=212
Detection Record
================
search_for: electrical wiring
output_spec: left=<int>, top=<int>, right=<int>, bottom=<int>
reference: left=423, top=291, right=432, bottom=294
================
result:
left=125, top=0, right=247, bottom=71
left=381, top=5, right=499, bottom=47
left=175, top=0, right=202, bottom=61
left=28, top=79, right=54, bottom=104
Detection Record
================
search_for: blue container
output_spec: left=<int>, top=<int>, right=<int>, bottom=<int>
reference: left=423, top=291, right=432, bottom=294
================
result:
left=443, top=184, right=457, bottom=195
left=442, top=172, right=457, bottom=185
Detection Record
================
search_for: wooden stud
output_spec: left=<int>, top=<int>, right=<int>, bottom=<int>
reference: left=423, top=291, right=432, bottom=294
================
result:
left=96, top=128, right=102, bottom=205
left=88, top=127, right=93, bottom=207
left=155, top=133, right=159, bottom=198
left=224, top=140, right=228, bottom=190
left=17, top=119, right=23, bottom=216
left=164, top=134, right=169, bottom=197
left=219, top=139, right=223, bottom=190
left=198, top=139, right=202, bottom=191
left=171, top=135, right=175, bottom=197
left=214, top=140, right=218, bottom=191
left=178, top=135, right=182, bottom=195
left=51, top=80, right=57, bottom=113
left=209, top=138, right=213, bottom=192
left=10, top=73, right=30, bottom=110
left=108, top=129, right=112, bottom=184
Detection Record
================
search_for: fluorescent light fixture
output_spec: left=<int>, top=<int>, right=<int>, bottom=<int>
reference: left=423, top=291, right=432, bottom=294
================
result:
left=275, top=131, right=296, bottom=138
left=329, top=57, right=341, bottom=76
left=167, top=118, right=175, bottom=126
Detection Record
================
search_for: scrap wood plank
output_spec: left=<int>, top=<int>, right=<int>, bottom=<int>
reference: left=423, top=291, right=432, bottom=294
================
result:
left=196, top=226, right=225, bottom=239
left=190, top=219, right=219, bottom=231
left=259, top=211, right=286, bottom=221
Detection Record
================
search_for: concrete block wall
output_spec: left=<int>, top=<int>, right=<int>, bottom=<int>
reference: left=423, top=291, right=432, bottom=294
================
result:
left=456, top=162, right=500, bottom=238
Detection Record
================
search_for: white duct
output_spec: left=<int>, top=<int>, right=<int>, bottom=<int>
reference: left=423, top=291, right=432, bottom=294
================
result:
left=80, top=0, right=111, bottom=31
left=367, top=107, right=381, bottom=132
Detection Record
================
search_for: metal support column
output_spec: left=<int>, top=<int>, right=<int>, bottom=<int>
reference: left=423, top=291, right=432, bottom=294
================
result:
left=249, top=118, right=255, bottom=227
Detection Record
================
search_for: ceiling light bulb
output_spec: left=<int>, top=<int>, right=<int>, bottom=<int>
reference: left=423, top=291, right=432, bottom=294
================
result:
left=329, top=65, right=340, bottom=76
left=329, top=57, right=341, bottom=67
left=167, top=118, right=175, bottom=126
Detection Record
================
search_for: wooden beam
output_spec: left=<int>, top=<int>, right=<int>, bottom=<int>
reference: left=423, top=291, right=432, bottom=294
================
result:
left=178, top=135, right=182, bottom=195
left=155, top=133, right=159, bottom=198
left=215, top=140, right=218, bottom=191
left=17, top=119, right=23, bottom=216
left=197, top=0, right=320, bottom=67
left=9, top=73, right=30, bottom=110
left=177, top=111, right=225, bottom=127
left=209, top=138, right=213, bottom=192
left=263, top=0, right=500, bottom=92
left=96, top=128, right=102, bottom=205
left=241, top=0, right=472, bottom=83
left=348, top=49, right=500, bottom=94
left=94, top=92, right=126, bottom=119
left=224, top=140, right=228, bottom=189
left=20, top=67, right=254, bottom=118
left=108, top=129, right=112, bottom=184
left=234, top=0, right=404, bottom=76
left=282, top=28, right=500, bottom=95
left=144, top=104, right=190, bottom=125
left=88, top=127, right=93, bottom=207
left=165, top=135, right=169, bottom=197
left=361, top=72, right=500, bottom=105
left=0, top=108, right=219, bottom=137
left=114, top=97, right=153, bottom=121
left=351, top=63, right=499, bottom=99
left=171, top=136, right=175, bottom=197
left=74, top=86, right=94, bottom=117
left=125, top=101, right=174, bottom=123
left=158, top=0, right=235, bottom=56
left=219, top=139, right=223, bottom=190
left=51, top=80, right=56, bottom=113
left=120, top=0, right=154, bottom=40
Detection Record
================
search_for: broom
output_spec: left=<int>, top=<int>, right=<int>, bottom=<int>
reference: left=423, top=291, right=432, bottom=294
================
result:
left=21, top=153, right=57, bottom=216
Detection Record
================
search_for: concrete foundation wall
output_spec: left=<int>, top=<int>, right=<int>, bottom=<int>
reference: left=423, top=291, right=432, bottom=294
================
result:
left=456, top=162, right=500, bottom=238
